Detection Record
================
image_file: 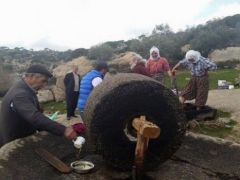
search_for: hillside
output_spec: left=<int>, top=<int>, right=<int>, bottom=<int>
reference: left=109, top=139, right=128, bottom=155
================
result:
left=0, top=14, right=240, bottom=95
left=0, top=14, right=239, bottom=67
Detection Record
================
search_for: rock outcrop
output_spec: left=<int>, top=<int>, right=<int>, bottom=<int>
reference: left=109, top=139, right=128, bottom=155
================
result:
left=108, top=51, right=140, bottom=72
left=37, top=89, right=55, bottom=103
left=51, top=57, right=94, bottom=101
left=209, top=47, right=240, bottom=62
left=50, top=52, right=140, bottom=102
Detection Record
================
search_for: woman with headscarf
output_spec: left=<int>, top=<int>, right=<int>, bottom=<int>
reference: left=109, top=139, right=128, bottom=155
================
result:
left=172, top=50, right=217, bottom=110
left=146, top=46, right=172, bottom=83
left=129, top=54, right=150, bottom=76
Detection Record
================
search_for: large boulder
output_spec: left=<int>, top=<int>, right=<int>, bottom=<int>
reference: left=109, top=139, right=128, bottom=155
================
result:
left=37, top=89, right=55, bottom=103
left=51, top=86, right=65, bottom=102
left=209, top=47, right=240, bottom=62
left=51, top=57, right=94, bottom=101
left=49, top=52, right=141, bottom=102
left=0, top=70, right=20, bottom=96
left=53, top=57, right=94, bottom=79
left=109, top=52, right=141, bottom=72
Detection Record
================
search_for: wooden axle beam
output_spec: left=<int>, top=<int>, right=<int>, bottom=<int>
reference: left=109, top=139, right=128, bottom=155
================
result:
left=132, top=116, right=160, bottom=180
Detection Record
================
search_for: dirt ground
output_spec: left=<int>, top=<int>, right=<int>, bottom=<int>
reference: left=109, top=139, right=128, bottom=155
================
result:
left=207, top=89, right=240, bottom=118
left=207, top=89, right=240, bottom=142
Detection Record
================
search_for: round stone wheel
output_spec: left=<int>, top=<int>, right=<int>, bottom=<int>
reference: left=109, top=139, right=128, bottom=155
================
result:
left=84, top=73, right=186, bottom=170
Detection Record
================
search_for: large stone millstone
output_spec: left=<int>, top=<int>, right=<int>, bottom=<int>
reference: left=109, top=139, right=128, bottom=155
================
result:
left=84, top=73, right=187, bottom=170
left=0, top=132, right=75, bottom=179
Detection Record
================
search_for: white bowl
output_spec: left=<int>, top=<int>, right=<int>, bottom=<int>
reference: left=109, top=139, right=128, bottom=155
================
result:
left=70, top=160, right=94, bottom=174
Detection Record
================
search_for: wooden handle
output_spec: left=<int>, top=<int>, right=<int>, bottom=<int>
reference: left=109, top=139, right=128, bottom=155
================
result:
left=132, top=116, right=160, bottom=139
left=132, top=115, right=161, bottom=179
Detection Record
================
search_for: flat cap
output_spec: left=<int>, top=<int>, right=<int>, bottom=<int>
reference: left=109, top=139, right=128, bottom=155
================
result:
left=26, top=64, right=53, bottom=78
left=95, top=61, right=109, bottom=71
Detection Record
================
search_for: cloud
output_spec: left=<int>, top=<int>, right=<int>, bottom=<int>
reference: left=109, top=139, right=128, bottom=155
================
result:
left=30, top=37, right=70, bottom=51
left=206, top=3, right=240, bottom=19
left=194, top=2, right=240, bottom=26
left=0, top=0, right=238, bottom=50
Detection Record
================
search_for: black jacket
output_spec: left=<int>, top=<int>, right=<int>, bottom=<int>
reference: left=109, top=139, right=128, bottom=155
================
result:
left=0, top=79, right=66, bottom=147
left=64, top=72, right=81, bottom=94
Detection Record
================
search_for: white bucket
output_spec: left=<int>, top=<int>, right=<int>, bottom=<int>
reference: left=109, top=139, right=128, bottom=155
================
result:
left=229, top=85, right=234, bottom=89
left=218, top=80, right=227, bottom=86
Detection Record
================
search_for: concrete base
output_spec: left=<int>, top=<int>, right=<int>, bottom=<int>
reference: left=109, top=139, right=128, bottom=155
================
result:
left=0, top=132, right=239, bottom=180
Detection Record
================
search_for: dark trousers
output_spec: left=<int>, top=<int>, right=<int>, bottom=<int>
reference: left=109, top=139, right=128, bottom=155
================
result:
left=79, top=110, right=84, bottom=122
left=66, top=91, right=79, bottom=117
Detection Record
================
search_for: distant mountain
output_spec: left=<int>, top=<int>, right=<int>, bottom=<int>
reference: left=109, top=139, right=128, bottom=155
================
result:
left=1, top=14, right=239, bottom=97
left=1, top=14, right=240, bottom=96
left=0, top=14, right=239, bottom=68
left=0, top=47, right=88, bottom=68
left=99, top=14, right=240, bottom=62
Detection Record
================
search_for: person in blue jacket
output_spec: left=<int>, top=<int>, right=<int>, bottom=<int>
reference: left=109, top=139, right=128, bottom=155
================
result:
left=77, top=61, right=108, bottom=120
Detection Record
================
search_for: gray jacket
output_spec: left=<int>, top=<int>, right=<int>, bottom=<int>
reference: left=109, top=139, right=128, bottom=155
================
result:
left=0, top=79, right=65, bottom=147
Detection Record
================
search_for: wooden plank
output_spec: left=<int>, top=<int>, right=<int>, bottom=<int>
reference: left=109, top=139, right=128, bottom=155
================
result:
left=35, top=148, right=72, bottom=174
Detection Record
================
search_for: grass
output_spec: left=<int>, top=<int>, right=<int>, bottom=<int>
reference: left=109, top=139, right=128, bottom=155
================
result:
left=167, top=69, right=240, bottom=139
left=208, top=69, right=240, bottom=89
left=216, top=109, right=231, bottom=119
left=190, top=109, right=237, bottom=139
left=165, top=69, right=240, bottom=90
left=41, top=101, right=66, bottom=114
left=196, top=120, right=237, bottom=138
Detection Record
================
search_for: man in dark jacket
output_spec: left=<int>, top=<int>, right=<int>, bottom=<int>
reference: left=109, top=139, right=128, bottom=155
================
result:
left=64, top=65, right=80, bottom=120
left=0, top=65, right=77, bottom=147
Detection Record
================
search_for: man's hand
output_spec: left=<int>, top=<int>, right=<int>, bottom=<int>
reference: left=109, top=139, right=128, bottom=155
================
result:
left=171, top=69, right=177, bottom=76
left=172, top=62, right=181, bottom=74
left=167, top=70, right=173, bottom=77
left=64, top=127, right=77, bottom=140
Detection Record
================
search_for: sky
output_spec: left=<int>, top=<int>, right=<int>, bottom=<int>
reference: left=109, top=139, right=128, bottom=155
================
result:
left=0, top=0, right=239, bottom=50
